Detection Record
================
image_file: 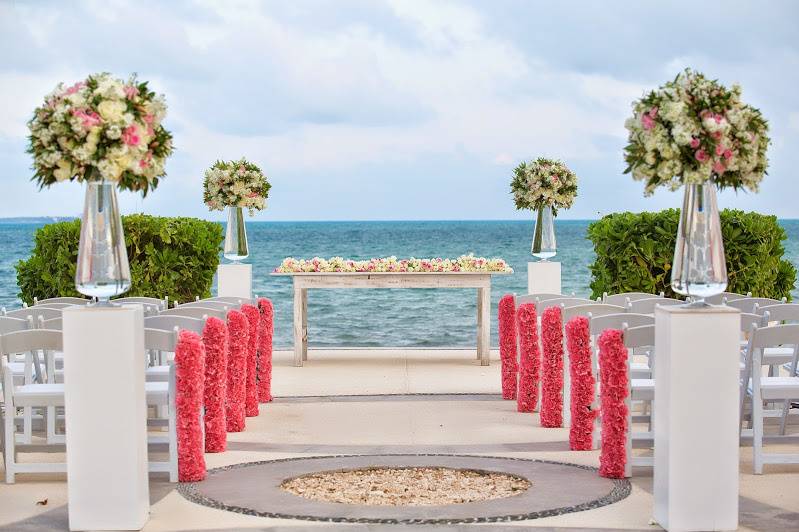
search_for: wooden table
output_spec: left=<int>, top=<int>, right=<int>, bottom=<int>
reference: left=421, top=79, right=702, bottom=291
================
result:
left=271, top=272, right=509, bottom=367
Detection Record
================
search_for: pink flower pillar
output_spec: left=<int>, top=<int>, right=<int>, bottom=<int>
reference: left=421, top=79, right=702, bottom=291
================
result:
left=225, top=309, right=248, bottom=432
left=241, top=304, right=260, bottom=417
left=566, top=316, right=597, bottom=450
left=516, top=302, right=541, bottom=412
left=598, top=328, right=629, bottom=478
left=257, top=298, right=274, bottom=403
left=175, top=330, right=206, bottom=482
left=498, top=294, right=518, bottom=400
left=540, top=306, right=564, bottom=428
left=202, top=316, right=228, bottom=452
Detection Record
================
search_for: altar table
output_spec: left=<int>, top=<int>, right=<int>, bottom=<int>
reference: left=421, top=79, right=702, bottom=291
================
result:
left=271, top=272, right=509, bottom=367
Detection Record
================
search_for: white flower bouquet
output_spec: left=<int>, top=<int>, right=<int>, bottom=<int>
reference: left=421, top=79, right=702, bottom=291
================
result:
left=510, top=158, right=578, bottom=214
left=203, top=158, right=271, bottom=215
left=27, top=72, right=173, bottom=194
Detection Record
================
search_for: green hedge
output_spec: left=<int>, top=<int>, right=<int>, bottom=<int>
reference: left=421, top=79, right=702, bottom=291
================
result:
left=16, top=214, right=224, bottom=305
left=587, top=209, right=796, bottom=300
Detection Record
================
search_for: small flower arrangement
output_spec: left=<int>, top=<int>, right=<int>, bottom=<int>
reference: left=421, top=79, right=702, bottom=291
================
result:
left=203, top=158, right=271, bottom=214
left=275, top=255, right=513, bottom=273
left=624, top=68, right=770, bottom=195
left=510, top=157, right=578, bottom=214
left=27, top=72, right=173, bottom=194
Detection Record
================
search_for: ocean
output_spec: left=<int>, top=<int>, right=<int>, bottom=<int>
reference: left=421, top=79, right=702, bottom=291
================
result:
left=2, top=220, right=797, bottom=348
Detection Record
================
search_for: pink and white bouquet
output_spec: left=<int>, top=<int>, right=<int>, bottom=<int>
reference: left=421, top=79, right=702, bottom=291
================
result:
left=511, top=158, right=578, bottom=214
left=203, top=158, right=271, bottom=215
left=275, top=255, right=513, bottom=273
left=27, top=72, right=173, bottom=194
left=624, top=68, right=769, bottom=195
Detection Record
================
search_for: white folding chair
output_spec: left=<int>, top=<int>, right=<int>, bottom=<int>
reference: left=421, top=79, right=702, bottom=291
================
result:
left=112, top=297, right=167, bottom=309
left=741, top=323, right=799, bottom=473
left=144, top=315, right=205, bottom=381
left=625, top=297, right=683, bottom=315
left=602, top=291, right=663, bottom=306
left=197, top=296, right=255, bottom=306
left=160, top=306, right=228, bottom=320
left=703, top=291, right=750, bottom=305
left=33, top=297, right=90, bottom=306
left=725, top=297, right=787, bottom=314
left=622, top=324, right=657, bottom=477
left=3, top=307, right=62, bottom=322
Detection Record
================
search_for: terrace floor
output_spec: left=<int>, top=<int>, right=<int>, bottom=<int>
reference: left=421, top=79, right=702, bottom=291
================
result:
left=1, top=349, right=798, bottom=531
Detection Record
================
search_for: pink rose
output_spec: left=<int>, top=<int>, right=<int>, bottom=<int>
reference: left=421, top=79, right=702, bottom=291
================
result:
left=65, top=81, right=85, bottom=95
left=641, top=113, right=655, bottom=130
left=695, top=149, right=708, bottom=162
left=723, top=149, right=733, bottom=159
left=715, top=144, right=725, bottom=156
left=713, top=161, right=726, bottom=174
left=122, top=124, right=141, bottom=146
left=649, top=106, right=658, bottom=118
left=123, top=85, right=139, bottom=99
left=690, top=137, right=700, bottom=149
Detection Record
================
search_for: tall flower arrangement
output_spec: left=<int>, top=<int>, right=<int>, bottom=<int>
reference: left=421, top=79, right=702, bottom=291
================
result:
left=510, top=158, right=578, bottom=214
left=27, top=72, right=173, bottom=194
left=623, top=68, right=769, bottom=195
left=203, top=158, right=271, bottom=215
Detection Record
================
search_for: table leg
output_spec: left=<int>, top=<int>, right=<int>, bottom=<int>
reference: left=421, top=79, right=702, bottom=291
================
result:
left=478, top=285, right=490, bottom=366
left=476, top=289, right=483, bottom=360
left=293, top=283, right=304, bottom=367
left=302, top=288, right=308, bottom=361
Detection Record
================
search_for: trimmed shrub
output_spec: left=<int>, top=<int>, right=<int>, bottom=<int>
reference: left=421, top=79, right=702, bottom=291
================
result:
left=587, top=209, right=796, bottom=300
left=16, top=214, right=223, bottom=305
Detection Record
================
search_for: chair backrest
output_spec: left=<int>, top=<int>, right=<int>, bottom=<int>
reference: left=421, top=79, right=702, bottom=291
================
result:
left=725, top=297, right=786, bottom=314
left=704, top=291, right=750, bottom=305
left=144, top=315, right=205, bottom=335
left=603, top=292, right=663, bottom=306
left=561, top=303, right=625, bottom=322
left=748, top=323, right=799, bottom=351
left=112, top=297, right=166, bottom=309
left=626, top=297, right=683, bottom=314
left=33, top=302, right=79, bottom=310
left=589, top=313, right=654, bottom=336
left=0, top=328, right=63, bottom=355
left=144, top=327, right=179, bottom=352
left=536, top=297, right=593, bottom=313
left=175, top=300, right=233, bottom=311
left=3, top=307, right=62, bottom=321
left=199, top=296, right=255, bottom=306
left=34, top=296, right=91, bottom=306
left=623, top=324, right=655, bottom=349
left=160, top=306, right=228, bottom=320
left=753, top=303, right=799, bottom=323
left=38, top=316, right=63, bottom=330
left=516, top=293, right=570, bottom=306
left=740, top=312, right=766, bottom=334
left=0, top=316, right=29, bottom=335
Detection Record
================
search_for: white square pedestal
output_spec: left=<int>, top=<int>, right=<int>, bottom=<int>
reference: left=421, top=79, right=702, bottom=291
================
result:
left=528, top=261, right=561, bottom=295
left=217, top=263, right=252, bottom=299
left=654, top=304, right=740, bottom=531
left=63, top=305, right=149, bottom=531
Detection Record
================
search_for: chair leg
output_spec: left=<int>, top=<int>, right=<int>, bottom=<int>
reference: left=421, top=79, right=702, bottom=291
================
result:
left=168, top=394, right=178, bottom=483
left=752, top=386, right=764, bottom=475
left=625, top=391, right=633, bottom=478
left=4, top=404, right=15, bottom=484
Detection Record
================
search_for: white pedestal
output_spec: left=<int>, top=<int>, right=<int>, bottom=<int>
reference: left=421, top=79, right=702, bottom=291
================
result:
left=654, top=304, right=740, bottom=531
left=63, top=305, right=149, bottom=531
left=527, top=261, right=561, bottom=295
left=217, top=263, right=252, bottom=299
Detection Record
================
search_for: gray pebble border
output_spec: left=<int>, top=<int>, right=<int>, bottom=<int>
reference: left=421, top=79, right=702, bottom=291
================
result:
left=176, top=454, right=631, bottom=525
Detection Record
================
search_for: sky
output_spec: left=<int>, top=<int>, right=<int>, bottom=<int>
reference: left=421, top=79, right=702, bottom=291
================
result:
left=1, top=0, right=797, bottom=221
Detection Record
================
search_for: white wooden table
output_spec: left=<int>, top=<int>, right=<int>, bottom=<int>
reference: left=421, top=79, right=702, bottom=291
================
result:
left=271, top=272, right=509, bottom=367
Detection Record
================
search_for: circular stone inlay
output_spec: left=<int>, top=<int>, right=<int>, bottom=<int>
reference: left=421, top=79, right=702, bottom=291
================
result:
left=177, top=454, right=631, bottom=524
left=281, top=466, right=530, bottom=506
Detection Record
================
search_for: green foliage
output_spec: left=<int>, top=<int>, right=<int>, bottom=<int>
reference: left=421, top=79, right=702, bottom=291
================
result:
left=587, top=209, right=796, bottom=300
left=16, top=214, right=223, bottom=305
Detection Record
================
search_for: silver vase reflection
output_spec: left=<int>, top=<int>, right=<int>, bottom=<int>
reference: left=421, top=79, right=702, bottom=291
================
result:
left=224, top=206, right=249, bottom=263
left=671, top=183, right=728, bottom=304
left=75, top=180, right=131, bottom=304
left=531, top=205, right=557, bottom=261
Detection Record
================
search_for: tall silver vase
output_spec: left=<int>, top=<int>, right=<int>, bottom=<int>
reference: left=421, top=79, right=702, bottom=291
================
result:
left=671, top=183, right=727, bottom=304
left=531, top=205, right=557, bottom=261
left=75, top=180, right=131, bottom=304
left=224, top=206, right=249, bottom=263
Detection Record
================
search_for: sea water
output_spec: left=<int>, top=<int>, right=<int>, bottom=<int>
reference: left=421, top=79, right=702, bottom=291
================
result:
left=2, top=220, right=797, bottom=348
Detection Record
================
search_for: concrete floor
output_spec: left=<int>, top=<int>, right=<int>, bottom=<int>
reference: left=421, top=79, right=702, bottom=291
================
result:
left=1, top=348, right=798, bottom=530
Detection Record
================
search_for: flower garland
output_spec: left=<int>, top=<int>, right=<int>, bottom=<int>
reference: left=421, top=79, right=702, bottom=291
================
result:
left=624, top=68, right=770, bottom=195
left=565, top=316, right=598, bottom=451
left=27, top=72, right=173, bottom=194
left=175, top=330, right=206, bottom=482
left=516, top=302, right=541, bottom=413
left=510, top=157, right=578, bottom=214
left=201, top=316, right=228, bottom=453
left=498, top=294, right=518, bottom=400
left=241, top=304, right=261, bottom=418
left=203, top=158, right=270, bottom=214
left=257, top=298, right=274, bottom=403
left=275, top=255, right=512, bottom=274
left=539, top=306, right=564, bottom=428
left=598, top=328, right=629, bottom=478
left=225, top=309, right=248, bottom=432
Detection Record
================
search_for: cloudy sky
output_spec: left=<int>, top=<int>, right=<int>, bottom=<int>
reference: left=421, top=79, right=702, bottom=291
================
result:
left=1, top=0, right=797, bottom=220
